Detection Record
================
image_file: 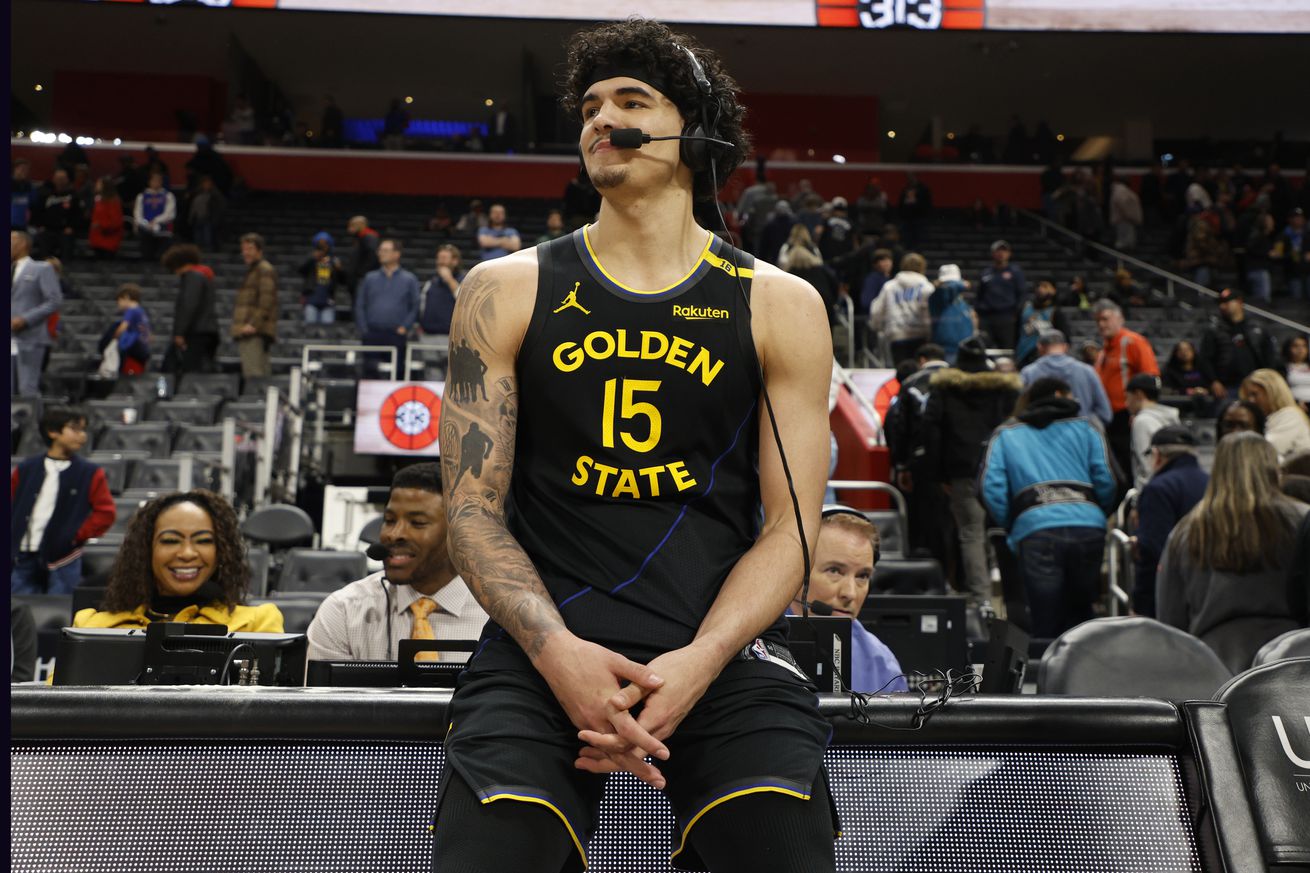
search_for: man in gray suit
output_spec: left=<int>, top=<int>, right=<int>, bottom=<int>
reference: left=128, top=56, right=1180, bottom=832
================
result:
left=10, top=231, right=62, bottom=397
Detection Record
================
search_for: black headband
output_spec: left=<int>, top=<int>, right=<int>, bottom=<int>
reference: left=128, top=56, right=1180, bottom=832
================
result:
left=580, top=63, right=671, bottom=104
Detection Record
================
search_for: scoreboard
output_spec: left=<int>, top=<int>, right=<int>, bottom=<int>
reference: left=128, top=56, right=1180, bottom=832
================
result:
left=91, top=0, right=1310, bottom=33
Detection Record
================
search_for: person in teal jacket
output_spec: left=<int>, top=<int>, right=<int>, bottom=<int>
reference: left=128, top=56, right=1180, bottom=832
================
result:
left=979, top=377, right=1119, bottom=638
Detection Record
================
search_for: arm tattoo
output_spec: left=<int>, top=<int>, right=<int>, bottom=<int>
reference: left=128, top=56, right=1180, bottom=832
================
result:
left=442, top=269, right=566, bottom=658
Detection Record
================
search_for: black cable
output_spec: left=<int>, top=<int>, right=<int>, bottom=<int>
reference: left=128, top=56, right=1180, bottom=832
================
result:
left=218, top=642, right=258, bottom=686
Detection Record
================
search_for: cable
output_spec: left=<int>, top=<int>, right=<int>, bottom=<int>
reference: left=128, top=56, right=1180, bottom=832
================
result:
left=218, top=643, right=258, bottom=686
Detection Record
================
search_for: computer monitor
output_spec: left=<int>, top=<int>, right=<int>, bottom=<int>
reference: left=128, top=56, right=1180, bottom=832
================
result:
left=859, top=595, right=970, bottom=677
left=305, top=640, right=473, bottom=688
left=54, top=625, right=308, bottom=687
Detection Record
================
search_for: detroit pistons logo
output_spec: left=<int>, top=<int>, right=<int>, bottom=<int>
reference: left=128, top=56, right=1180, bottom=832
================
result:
left=379, top=384, right=442, bottom=451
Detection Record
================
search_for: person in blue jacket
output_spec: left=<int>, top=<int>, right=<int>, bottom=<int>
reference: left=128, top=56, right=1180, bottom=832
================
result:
left=979, top=377, right=1119, bottom=638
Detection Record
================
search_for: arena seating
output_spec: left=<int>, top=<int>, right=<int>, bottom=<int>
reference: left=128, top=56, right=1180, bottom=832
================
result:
left=1037, top=616, right=1234, bottom=699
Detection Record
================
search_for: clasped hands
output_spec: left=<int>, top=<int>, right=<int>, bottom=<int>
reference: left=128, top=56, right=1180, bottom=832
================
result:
left=535, top=634, right=719, bottom=791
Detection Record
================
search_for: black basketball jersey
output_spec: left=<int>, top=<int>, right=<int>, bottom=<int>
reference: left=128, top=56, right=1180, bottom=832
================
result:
left=476, top=226, right=784, bottom=667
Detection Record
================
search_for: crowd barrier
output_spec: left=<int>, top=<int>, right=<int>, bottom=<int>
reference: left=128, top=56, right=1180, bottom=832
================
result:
left=12, top=661, right=1307, bottom=873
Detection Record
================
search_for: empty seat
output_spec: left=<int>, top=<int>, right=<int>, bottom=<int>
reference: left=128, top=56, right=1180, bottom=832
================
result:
left=174, top=425, right=228, bottom=454
left=1251, top=628, right=1310, bottom=667
left=866, top=511, right=904, bottom=559
left=129, top=459, right=189, bottom=492
left=247, top=546, right=273, bottom=597
left=241, top=504, right=315, bottom=550
left=176, top=372, right=241, bottom=402
left=110, top=375, right=172, bottom=403
left=273, top=549, right=367, bottom=594
left=85, top=398, right=144, bottom=434
left=80, top=542, right=123, bottom=587
left=871, top=558, right=947, bottom=595
left=148, top=398, right=221, bottom=427
left=87, top=455, right=130, bottom=496
left=252, top=591, right=329, bottom=635
left=221, top=400, right=269, bottom=424
left=1037, top=616, right=1232, bottom=699
left=107, top=497, right=147, bottom=536
left=96, top=423, right=172, bottom=458
left=241, top=374, right=292, bottom=399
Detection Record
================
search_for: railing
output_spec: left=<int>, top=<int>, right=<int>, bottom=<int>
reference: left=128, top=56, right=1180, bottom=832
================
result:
left=1105, top=488, right=1139, bottom=617
left=833, top=362, right=886, bottom=440
left=1016, top=208, right=1310, bottom=335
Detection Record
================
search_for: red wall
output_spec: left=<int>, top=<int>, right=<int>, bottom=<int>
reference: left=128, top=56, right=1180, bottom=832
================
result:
left=11, top=141, right=1046, bottom=208
left=742, top=92, right=880, bottom=163
left=51, top=71, right=227, bottom=145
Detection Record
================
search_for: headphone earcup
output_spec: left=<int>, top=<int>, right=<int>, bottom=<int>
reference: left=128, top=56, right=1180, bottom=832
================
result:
left=681, top=121, right=707, bottom=173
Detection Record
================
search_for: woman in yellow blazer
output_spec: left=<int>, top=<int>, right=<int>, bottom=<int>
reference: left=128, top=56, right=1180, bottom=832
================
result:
left=73, top=489, right=283, bottom=632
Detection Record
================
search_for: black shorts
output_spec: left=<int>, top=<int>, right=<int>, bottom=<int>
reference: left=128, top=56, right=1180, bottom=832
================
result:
left=438, top=656, right=838, bottom=870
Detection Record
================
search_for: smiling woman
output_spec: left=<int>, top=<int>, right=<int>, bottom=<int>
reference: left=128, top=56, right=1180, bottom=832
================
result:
left=72, top=490, right=284, bottom=633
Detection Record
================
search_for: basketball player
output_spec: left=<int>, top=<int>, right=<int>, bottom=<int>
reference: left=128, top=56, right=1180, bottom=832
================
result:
left=435, top=19, right=836, bottom=872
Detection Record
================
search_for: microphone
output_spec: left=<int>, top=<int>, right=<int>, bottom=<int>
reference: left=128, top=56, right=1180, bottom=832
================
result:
left=366, top=542, right=391, bottom=562
left=609, top=128, right=735, bottom=150
left=800, top=600, right=835, bottom=617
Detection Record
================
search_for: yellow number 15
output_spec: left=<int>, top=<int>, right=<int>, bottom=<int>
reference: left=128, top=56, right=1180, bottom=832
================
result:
left=602, top=378, right=662, bottom=453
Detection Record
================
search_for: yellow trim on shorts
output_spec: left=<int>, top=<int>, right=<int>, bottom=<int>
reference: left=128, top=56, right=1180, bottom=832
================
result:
left=669, top=786, right=811, bottom=862
left=582, top=224, right=714, bottom=295
left=481, top=793, right=588, bottom=868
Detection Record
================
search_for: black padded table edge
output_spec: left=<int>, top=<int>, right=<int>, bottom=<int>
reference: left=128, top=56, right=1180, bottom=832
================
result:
left=10, top=687, right=1188, bottom=747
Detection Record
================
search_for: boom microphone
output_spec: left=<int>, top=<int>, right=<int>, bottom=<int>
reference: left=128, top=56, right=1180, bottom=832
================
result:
left=800, top=600, right=836, bottom=617
left=366, top=542, right=391, bottom=562
left=609, top=127, right=735, bottom=150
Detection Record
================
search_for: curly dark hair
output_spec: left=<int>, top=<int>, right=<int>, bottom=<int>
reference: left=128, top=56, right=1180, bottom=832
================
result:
left=101, top=490, right=251, bottom=613
left=560, top=18, right=750, bottom=202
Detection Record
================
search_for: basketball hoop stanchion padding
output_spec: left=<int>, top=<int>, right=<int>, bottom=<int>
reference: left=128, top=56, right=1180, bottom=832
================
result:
left=10, top=687, right=1232, bottom=873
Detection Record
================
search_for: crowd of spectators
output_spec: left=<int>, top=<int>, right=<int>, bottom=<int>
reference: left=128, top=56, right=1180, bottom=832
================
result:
left=11, top=153, right=1307, bottom=687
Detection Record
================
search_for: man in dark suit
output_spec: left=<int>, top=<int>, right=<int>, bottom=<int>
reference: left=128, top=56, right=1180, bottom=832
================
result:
left=10, top=231, right=62, bottom=397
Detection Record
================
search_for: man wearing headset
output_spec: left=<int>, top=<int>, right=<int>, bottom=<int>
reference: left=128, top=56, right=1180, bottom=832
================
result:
left=436, top=18, right=836, bottom=873
left=790, top=507, right=908, bottom=694
left=305, top=463, right=487, bottom=662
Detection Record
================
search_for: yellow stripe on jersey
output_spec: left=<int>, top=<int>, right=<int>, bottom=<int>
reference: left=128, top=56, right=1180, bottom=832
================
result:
left=582, top=224, right=714, bottom=295
left=480, top=793, right=589, bottom=867
left=703, top=248, right=754, bottom=279
left=669, top=785, right=811, bottom=862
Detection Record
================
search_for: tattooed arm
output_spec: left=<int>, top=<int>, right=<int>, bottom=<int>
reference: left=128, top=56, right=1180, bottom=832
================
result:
left=440, top=254, right=671, bottom=786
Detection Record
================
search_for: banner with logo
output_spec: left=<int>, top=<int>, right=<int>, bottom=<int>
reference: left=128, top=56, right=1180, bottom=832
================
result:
left=353, top=380, right=445, bottom=457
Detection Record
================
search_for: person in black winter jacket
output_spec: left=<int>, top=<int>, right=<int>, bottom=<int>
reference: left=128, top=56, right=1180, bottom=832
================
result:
left=1199, top=288, right=1278, bottom=399
left=922, top=336, right=1022, bottom=605
left=162, top=244, right=219, bottom=375
left=1132, top=425, right=1209, bottom=617
left=885, top=344, right=951, bottom=567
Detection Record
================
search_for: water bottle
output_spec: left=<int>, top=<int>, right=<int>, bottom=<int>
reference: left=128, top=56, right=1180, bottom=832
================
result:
left=156, top=376, right=168, bottom=399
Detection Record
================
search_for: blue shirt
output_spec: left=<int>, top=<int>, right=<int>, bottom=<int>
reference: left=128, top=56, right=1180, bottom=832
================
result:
left=478, top=226, right=520, bottom=261
left=117, top=305, right=151, bottom=352
left=852, top=619, right=909, bottom=693
left=355, top=267, right=419, bottom=335
left=1020, top=354, right=1113, bottom=425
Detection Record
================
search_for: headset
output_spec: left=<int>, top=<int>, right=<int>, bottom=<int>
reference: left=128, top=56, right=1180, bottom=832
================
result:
left=821, top=503, right=881, bottom=565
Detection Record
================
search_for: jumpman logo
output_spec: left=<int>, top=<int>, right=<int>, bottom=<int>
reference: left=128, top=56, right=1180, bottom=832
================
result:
left=553, top=282, right=591, bottom=315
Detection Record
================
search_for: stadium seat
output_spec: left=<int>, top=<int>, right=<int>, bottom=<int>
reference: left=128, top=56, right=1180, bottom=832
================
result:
left=176, top=373, right=241, bottom=402
left=107, top=497, right=146, bottom=537
left=129, top=459, right=189, bottom=492
left=1037, top=616, right=1232, bottom=699
left=252, top=592, right=329, bottom=635
left=221, top=400, right=269, bottom=425
left=866, top=510, right=904, bottom=559
left=86, top=455, right=130, bottom=496
left=241, top=375, right=292, bottom=400
left=85, top=398, right=143, bottom=435
left=173, top=426, right=227, bottom=454
left=110, top=375, right=173, bottom=403
left=358, top=515, right=384, bottom=547
left=871, top=557, right=947, bottom=595
left=274, top=549, right=367, bottom=594
left=241, top=504, right=315, bottom=550
left=1251, top=628, right=1310, bottom=666
left=80, top=543, right=122, bottom=588
left=247, top=546, right=273, bottom=597
left=96, top=423, right=173, bottom=458
left=148, top=398, right=221, bottom=427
